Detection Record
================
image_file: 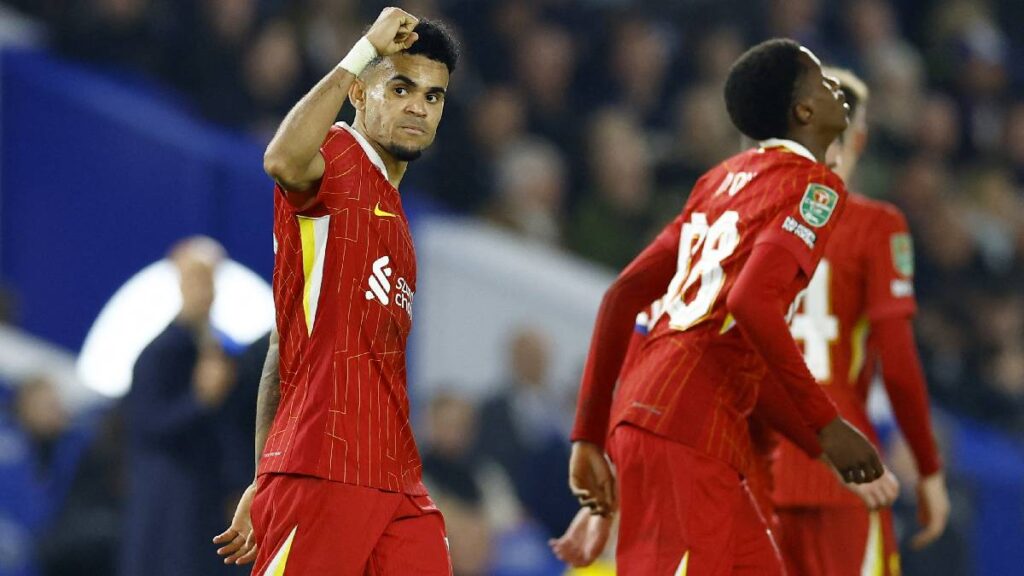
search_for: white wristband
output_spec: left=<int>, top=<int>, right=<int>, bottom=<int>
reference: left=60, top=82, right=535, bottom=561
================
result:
left=338, top=36, right=379, bottom=76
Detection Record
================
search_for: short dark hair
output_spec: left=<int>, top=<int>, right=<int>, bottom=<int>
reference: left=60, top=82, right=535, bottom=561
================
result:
left=724, top=38, right=804, bottom=141
left=403, top=19, right=460, bottom=74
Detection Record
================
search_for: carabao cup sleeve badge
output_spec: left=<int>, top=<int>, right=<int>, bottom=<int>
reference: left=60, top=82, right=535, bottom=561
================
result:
left=891, top=233, right=914, bottom=277
left=799, top=183, right=838, bottom=227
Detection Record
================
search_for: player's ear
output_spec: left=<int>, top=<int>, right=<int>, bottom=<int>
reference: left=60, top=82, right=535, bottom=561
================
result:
left=349, top=78, right=367, bottom=112
left=793, top=99, right=813, bottom=126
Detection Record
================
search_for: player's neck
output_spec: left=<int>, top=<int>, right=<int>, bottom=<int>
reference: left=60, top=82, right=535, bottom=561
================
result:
left=352, top=120, right=408, bottom=189
left=785, top=130, right=833, bottom=165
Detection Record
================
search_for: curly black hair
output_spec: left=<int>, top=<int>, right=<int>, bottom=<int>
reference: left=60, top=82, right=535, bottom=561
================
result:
left=403, top=19, right=460, bottom=74
left=723, top=38, right=805, bottom=141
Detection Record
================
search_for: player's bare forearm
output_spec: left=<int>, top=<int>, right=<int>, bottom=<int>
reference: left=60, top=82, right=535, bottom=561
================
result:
left=263, top=67, right=354, bottom=191
left=253, top=328, right=281, bottom=476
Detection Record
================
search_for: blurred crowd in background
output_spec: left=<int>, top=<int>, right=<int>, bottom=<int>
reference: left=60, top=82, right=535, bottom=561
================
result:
left=0, top=0, right=1022, bottom=575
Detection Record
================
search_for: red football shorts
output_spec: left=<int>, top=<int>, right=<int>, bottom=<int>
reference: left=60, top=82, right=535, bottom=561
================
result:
left=250, top=473, right=451, bottom=576
left=775, top=506, right=899, bottom=576
left=608, top=424, right=784, bottom=576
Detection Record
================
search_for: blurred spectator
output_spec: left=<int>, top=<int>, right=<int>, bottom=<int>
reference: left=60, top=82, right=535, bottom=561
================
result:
left=0, top=285, right=18, bottom=326
left=514, top=23, right=580, bottom=155
left=423, top=84, right=528, bottom=212
left=297, top=0, right=362, bottom=76
left=0, top=376, right=89, bottom=576
left=569, top=108, right=658, bottom=268
left=915, top=93, right=962, bottom=161
left=38, top=407, right=122, bottom=576
left=182, top=0, right=260, bottom=127
left=422, top=392, right=493, bottom=576
left=120, top=237, right=239, bottom=576
left=219, top=332, right=268, bottom=500
left=605, top=16, right=674, bottom=128
left=1005, top=101, right=1024, bottom=184
left=56, top=0, right=168, bottom=77
left=485, top=138, right=567, bottom=245
left=658, top=83, right=741, bottom=200
left=476, top=327, right=577, bottom=539
left=242, top=18, right=305, bottom=139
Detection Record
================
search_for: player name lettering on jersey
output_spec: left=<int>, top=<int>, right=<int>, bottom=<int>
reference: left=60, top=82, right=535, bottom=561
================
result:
left=713, top=171, right=758, bottom=197
left=364, top=255, right=414, bottom=318
left=782, top=216, right=817, bottom=249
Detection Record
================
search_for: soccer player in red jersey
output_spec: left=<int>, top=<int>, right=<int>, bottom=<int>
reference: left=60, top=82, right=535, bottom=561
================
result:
left=768, top=68, right=950, bottom=576
left=568, top=39, right=885, bottom=575
left=210, top=8, right=459, bottom=575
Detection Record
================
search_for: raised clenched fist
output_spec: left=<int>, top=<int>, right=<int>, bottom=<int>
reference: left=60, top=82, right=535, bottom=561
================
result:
left=365, top=7, right=421, bottom=57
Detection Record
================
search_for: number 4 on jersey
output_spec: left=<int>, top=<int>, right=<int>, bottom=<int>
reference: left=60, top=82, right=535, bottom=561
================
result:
left=662, top=211, right=740, bottom=331
left=790, top=259, right=838, bottom=381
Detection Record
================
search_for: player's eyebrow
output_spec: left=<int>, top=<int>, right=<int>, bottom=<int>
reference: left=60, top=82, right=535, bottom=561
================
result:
left=389, top=75, right=446, bottom=96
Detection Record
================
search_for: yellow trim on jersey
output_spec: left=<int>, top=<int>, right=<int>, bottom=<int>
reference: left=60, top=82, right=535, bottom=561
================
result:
left=849, top=316, right=870, bottom=384
left=889, top=552, right=902, bottom=576
left=674, top=550, right=689, bottom=576
left=861, top=511, right=884, bottom=576
left=298, top=217, right=317, bottom=333
left=265, top=525, right=298, bottom=576
left=720, top=313, right=735, bottom=334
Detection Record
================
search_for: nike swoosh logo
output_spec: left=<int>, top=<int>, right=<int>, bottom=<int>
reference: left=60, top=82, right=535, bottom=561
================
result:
left=373, top=202, right=398, bottom=218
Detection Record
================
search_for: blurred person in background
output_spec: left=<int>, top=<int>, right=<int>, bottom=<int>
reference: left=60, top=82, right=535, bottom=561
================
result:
left=242, top=18, right=306, bottom=140
left=425, top=84, right=528, bottom=213
left=603, top=16, right=674, bottom=129
left=485, top=137, right=567, bottom=245
left=38, top=406, right=123, bottom=576
left=422, top=392, right=492, bottom=576
left=766, top=68, right=949, bottom=576
left=0, top=376, right=89, bottom=576
left=514, top=23, right=579, bottom=156
left=569, top=108, right=658, bottom=269
left=120, top=236, right=238, bottom=576
left=55, top=0, right=169, bottom=78
left=658, top=83, right=741, bottom=203
left=478, top=327, right=577, bottom=540
left=184, top=0, right=260, bottom=128
left=213, top=9, right=460, bottom=575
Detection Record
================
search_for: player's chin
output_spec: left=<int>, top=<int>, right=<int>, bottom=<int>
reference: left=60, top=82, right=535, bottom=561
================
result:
left=387, top=143, right=426, bottom=162
left=385, top=135, right=430, bottom=159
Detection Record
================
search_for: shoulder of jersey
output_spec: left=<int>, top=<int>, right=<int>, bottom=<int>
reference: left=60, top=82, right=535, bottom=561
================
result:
left=846, top=193, right=906, bottom=223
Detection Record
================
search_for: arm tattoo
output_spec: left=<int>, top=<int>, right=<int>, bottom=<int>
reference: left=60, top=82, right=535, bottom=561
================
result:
left=254, top=329, right=281, bottom=469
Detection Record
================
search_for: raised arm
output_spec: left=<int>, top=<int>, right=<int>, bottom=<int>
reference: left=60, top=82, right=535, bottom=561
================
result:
left=263, top=7, right=420, bottom=192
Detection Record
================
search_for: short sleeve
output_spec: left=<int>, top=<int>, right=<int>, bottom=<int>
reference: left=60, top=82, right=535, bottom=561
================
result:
left=276, top=126, right=363, bottom=214
left=864, top=207, right=917, bottom=321
left=755, top=166, right=847, bottom=276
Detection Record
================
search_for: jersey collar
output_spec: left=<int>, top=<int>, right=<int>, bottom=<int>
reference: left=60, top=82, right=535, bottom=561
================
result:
left=758, top=138, right=817, bottom=163
left=336, top=122, right=390, bottom=181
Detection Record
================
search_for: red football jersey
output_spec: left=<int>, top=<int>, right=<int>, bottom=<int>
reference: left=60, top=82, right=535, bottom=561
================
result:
left=771, top=194, right=916, bottom=507
left=259, top=123, right=426, bottom=495
left=593, top=140, right=848, bottom=473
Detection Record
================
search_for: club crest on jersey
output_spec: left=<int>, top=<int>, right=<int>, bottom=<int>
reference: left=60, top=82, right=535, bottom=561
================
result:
left=891, top=233, right=914, bottom=277
left=364, top=255, right=414, bottom=318
left=799, top=183, right=838, bottom=227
